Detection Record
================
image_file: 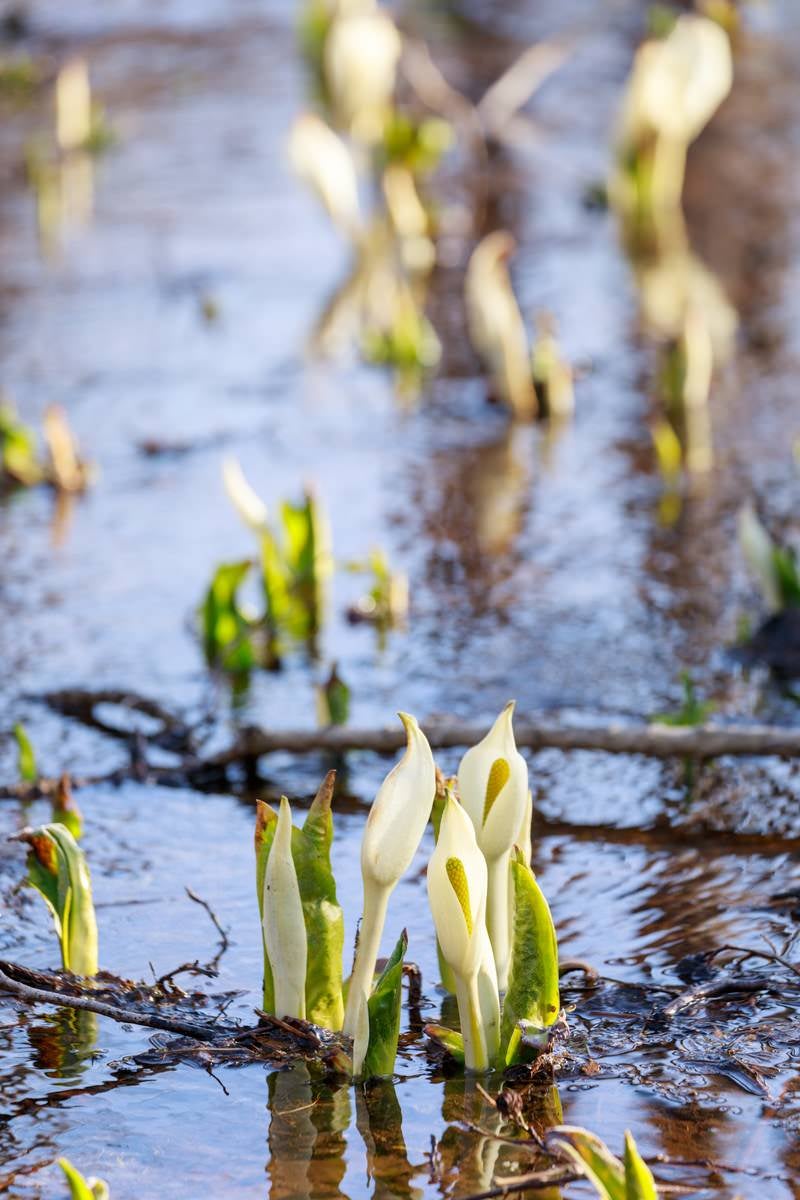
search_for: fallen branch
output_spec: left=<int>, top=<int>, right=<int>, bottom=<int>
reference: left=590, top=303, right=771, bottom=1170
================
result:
left=206, top=717, right=800, bottom=762
left=0, top=961, right=352, bottom=1072
left=3, top=707, right=799, bottom=803
left=0, top=962, right=222, bottom=1040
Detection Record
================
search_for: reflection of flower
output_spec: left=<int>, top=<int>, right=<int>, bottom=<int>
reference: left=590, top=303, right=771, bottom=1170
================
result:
left=288, top=113, right=362, bottom=240
left=465, top=232, right=537, bottom=420
left=324, top=9, right=401, bottom=143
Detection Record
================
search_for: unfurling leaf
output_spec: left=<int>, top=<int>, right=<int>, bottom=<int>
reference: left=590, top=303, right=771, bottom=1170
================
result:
left=23, top=823, right=98, bottom=976
left=424, top=1022, right=465, bottom=1064
left=255, top=772, right=345, bottom=1029
left=499, top=848, right=559, bottom=1067
left=360, top=929, right=407, bottom=1079
left=52, top=774, right=84, bottom=840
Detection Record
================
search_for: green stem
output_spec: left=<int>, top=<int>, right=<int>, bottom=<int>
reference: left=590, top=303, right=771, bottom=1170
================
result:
left=343, top=879, right=391, bottom=1038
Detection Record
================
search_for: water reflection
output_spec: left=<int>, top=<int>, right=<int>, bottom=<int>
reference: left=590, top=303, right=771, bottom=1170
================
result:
left=266, top=1066, right=350, bottom=1200
left=355, top=1080, right=421, bottom=1200
left=26, top=1009, right=98, bottom=1080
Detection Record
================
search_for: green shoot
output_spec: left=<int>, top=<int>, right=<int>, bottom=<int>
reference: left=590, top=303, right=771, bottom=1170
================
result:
left=13, top=722, right=37, bottom=783
left=22, top=823, right=98, bottom=976
left=58, top=1158, right=110, bottom=1200
left=652, top=671, right=714, bottom=727
left=316, top=663, right=350, bottom=726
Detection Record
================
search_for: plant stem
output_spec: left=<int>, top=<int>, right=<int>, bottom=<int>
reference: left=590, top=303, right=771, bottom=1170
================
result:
left=343, top=880, right=390, bottom=1038
left=455, top=973, right=489, bottom=1072
left=486, top=852, right=510, bottom=991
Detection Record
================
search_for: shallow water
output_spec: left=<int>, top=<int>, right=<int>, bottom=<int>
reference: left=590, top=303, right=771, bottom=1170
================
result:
left=1, top=0, right=799, bottom=1196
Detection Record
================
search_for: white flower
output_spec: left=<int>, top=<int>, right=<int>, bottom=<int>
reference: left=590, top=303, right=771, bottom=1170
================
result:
left=324, top=9, right=401, bottom=143
left=457, top=702, right=529, bottom=988
left=428, top=796, right=486, bottom=978
left=361, top=713, right=435, bottom=887
left=427, top=796, right=495, bottom=1070
left=262, top=797, right=307, bottom=1019
left=342, top=712, right=435, bottom=1036
left=222, top=456, right=268, bottom=534
left=288, top=113, right=362, bottom=240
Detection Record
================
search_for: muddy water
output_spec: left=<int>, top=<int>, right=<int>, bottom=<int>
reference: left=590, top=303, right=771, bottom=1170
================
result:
left=1, top=0, right=799, bottom=1196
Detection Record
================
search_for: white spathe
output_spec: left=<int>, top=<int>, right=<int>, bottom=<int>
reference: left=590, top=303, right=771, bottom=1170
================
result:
left=427, top=795, right=487, bottom=978
left=342, top=713, right=436, bottom=1037
left=361, top=712, right=436, bottom=887
left=262, top=797, right=307, bottom=1019
left=458, top=702, right=529, bottom=989
left=458, top=701, right=528, bottom=861
left=222, top=456, right=269, bottom=534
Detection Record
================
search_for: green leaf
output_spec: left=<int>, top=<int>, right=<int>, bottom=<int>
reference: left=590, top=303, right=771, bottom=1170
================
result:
left=624, top=1131, right=658, bottom=1199
left=25, top=824, right=98, bottom=976
left=361, top=930, right=407, bottom=1079
left=58, top=1158, right=109, bottom=1200
left=424, top=1022, right=464, bottom=1064
left=256, top=774, right=344, bottom=1028
left=545, top=1126, right=626, bottom=1200
left=318, top=664, right=349, bottom=726
left=0, top=403, right=41, bottom=486
left=499, top=849, right=560, bottom=1067
left=281, top=498, right=314, bottom=584
left=296, top=772, right=344, bottom=1029
left=200, top=560, right=256, bottom=673
left=774, top=546, right=800, bottom=609
left=13, top=722, right=37, bottom=782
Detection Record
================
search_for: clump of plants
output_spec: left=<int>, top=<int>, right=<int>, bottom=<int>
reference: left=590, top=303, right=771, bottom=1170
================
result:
left=610, top=14, right=732, bottom=226
left=200, top=458, right=331, bottom=672
left=288, top=0, right=451, bottom=390
left=739, top=503, right=800, bottom=616
left=202, top=458, right=408, bottom=677
left=256, top=703, right=561, bottom=1077
left=0, top=400, right=93, bottom=493
left=608, top=16, right=737, bottom=509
